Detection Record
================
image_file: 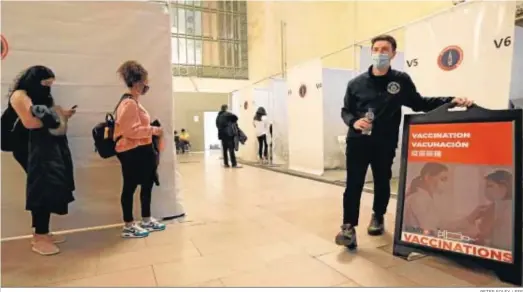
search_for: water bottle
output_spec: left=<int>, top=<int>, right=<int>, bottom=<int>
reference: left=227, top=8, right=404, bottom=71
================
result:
left=362, top=108, right=375, bottom=136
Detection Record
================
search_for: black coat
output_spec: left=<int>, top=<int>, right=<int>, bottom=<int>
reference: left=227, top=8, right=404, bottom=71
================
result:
left=27, top=105, right=75, bottom=215
left=216, top=111, right=238, bottom=140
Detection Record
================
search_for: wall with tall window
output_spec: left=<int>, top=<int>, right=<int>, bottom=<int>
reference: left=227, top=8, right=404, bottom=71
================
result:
left=171, top=0, right=248, bottom=80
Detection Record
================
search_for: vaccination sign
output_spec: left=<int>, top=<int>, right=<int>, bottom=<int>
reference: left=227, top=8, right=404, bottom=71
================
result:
left=393, top=104, right=522, bottom=285
left=401, top=122, right=514, bottom=263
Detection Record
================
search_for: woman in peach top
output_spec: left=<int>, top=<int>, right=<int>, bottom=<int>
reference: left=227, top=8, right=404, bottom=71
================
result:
left=114, top=61, right=166, bottom=238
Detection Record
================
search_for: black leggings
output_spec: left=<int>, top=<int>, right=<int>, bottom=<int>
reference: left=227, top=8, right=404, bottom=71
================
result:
left=32, top=210, right=51, bottom=235
left=257, top=134, right=268, bottom=159
left=117, top=145, right=156, bottom=223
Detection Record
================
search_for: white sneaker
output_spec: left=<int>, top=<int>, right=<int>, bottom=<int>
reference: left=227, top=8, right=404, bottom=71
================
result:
left=140, top=218, right=166, bottom=232
left=121, top=223, right=149, bottom=238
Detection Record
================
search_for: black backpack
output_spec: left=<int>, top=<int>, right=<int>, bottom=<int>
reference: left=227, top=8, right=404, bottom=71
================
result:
left=92, top=94, right=132, bottom=159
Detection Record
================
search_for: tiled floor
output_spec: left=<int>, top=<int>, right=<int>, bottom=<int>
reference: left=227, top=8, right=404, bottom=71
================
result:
left=0, top=153, right=514, bottom=287
left=238, top=159, right=400, bottom=196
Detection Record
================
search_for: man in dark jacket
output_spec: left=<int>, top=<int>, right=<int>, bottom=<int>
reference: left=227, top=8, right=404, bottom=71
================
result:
left=335, top=34, right=473, bottom=249
left=216, top=104, right=241, bottom=168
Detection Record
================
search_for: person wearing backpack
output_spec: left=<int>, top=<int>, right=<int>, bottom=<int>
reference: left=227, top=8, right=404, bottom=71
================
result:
left=216, top=104, right=242, bottom=168
left=113, top=61, right=166, bottom=238
left=3, top=65, right=76, bottom=255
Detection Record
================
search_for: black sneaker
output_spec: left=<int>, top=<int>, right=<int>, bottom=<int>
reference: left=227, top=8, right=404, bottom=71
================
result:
left=335, top=224, right=357, bottom=250
left=224, top=165, right=231, bottom=168
left=367, top=214, right=384, bottom=236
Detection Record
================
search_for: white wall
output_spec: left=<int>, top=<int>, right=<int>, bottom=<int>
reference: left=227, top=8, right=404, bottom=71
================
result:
left=322, top=68, right=354, bottom=170
left=287, top=59, right=324, bottom=175
left=173, top=77, right=249, bottom=93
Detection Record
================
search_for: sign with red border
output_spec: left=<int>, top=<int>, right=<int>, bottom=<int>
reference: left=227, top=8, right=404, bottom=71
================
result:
left=1, top=35, right=8, bottom=60
left=437, top=45, right=463, bottom=71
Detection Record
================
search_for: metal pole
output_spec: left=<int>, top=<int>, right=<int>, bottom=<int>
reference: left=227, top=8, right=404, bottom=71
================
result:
left=280, top=20, right=286, bottom=79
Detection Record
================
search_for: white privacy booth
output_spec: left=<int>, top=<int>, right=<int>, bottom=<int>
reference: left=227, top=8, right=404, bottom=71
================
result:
left=404, top=0, right=516, bottom=110
left=286, top=59, right=324, bottom=175
left=250, top=79, right=289, bottom=164
left=0, top=1, right=184, bottom=238
left=232, top=79, right=289, bottom=165
left=321, top=68, right=355, bottom=170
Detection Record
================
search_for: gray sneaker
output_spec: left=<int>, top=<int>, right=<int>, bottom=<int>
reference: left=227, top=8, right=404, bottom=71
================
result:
left=335, top=224, right=357, bottom=250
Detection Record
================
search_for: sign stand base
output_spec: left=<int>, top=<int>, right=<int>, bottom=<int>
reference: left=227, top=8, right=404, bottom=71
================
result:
left=393, top=245, right=428, bottom=262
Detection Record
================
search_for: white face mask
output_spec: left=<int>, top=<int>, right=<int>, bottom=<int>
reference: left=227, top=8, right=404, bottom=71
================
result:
left=371, top=53, right=391, bottom=69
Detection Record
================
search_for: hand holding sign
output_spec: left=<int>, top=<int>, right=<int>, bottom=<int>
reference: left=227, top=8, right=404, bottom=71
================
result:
left=451, top=97, right=474, bottom=107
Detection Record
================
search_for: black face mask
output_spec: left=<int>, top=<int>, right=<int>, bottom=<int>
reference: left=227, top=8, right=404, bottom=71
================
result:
left=40, top=85, right=51, bottom=97
left=142, top=85, right=150, bottom=95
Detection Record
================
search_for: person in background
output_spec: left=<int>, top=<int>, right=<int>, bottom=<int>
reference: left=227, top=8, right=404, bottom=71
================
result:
left=336, top=34, right=473, bottom=250
left=476, top=170, right=513, bottom=250
left=216, top=104, right=241, bottom=168
left=253, top=106, right=270, bottom=164
left=7, top=65, right=76, bottom=255
left=179, top=128, right=190, bottom=154
left=114, top=60, right=166, bottom=238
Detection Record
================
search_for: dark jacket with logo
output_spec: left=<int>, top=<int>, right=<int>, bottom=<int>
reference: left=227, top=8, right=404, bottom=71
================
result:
left=341, top=66, right=453, bottom=147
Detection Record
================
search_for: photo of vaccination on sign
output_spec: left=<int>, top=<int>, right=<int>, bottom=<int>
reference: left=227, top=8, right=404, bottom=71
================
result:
left=402, top=122, right=515, bottom=264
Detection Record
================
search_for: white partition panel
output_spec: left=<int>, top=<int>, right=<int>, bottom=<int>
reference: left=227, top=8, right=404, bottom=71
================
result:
left=0, top=1, right=181, bottom=237
left=405, top=0, right=516, bottom=110
left=509, top=25, right=523, bottom=103
left=268, top=78, right=289, bottom=164
left=322, top=68, right=354, bottom=170
left=287, top=59, right=324, bottom=175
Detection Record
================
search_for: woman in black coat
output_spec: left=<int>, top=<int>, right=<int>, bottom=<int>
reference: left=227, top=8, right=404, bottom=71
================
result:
left=7, top=66, right=75, bottom=256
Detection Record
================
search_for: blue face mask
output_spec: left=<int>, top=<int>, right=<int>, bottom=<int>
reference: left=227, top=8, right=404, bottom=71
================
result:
left=371, top=53, right=391, bottom=69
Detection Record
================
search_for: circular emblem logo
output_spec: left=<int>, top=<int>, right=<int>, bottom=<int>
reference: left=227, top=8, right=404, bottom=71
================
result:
left=387, top=81, right=401, bottom=95
left=1, top=35, right=8, bottom=60
left=437, top=45, right=463, bottom=71
left=243, top=101, right=248, bottom=110
left=298, top=84, right=307, bottom=98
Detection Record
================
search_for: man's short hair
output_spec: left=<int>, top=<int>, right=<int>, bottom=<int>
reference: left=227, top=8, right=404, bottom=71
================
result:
left=220, top=104, right=228, bottom=111
left=371, top=34, right=397, bottom=52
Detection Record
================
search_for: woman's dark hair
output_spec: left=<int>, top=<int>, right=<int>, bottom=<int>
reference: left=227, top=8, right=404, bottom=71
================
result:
left=254, top=107, right=267, bottom=121
left=485, top=170, right=513, bottom=200
left=117, top=60, right=148, bottom=88
left=7, top=65, right=55, bottom=102
left=407, top=162, right=448, bottom=196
